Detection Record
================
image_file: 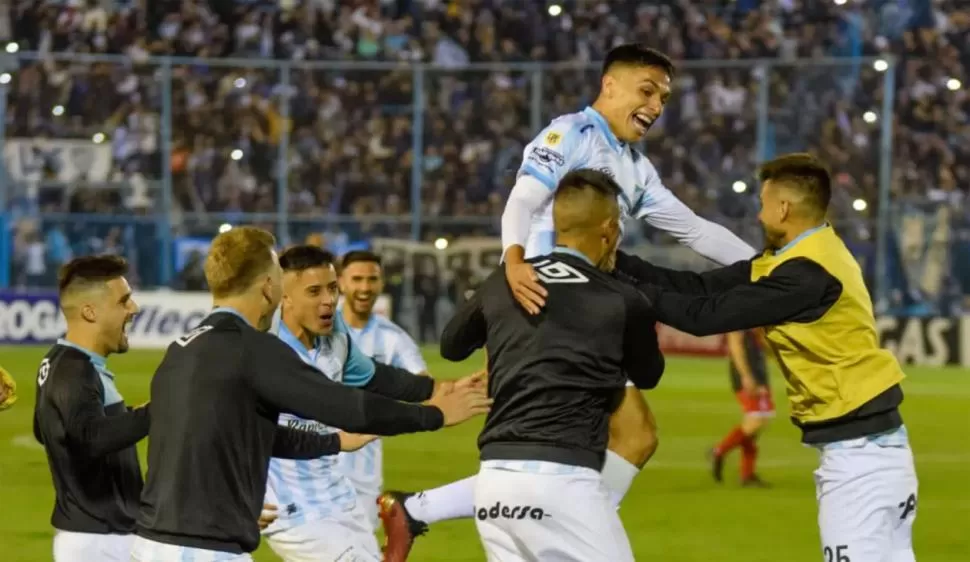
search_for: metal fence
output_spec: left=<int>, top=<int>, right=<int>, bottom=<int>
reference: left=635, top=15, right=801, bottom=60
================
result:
left=2, top=52, right=963, bottom=314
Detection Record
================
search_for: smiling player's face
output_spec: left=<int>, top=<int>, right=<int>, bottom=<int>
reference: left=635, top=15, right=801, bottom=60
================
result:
left=282, top=265, right=339, bottom=337
left=604, top=65, right=672, bottom=143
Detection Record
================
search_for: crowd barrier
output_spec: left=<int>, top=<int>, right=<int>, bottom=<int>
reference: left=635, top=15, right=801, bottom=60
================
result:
left=1, top=291, right=965, bottom=367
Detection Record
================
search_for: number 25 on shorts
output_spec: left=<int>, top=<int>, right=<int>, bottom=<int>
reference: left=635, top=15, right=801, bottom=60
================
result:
left=823, top=545, right=850, bottom=562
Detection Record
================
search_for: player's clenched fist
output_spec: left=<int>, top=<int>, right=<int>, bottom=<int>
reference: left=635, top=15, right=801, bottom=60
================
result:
left=505, top=260, right=547, bottom=315
left=428, top=385, right=492, bottom=426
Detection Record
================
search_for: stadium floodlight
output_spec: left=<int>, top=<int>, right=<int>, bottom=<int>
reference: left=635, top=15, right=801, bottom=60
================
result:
left=833, top=0, right=847, bottom=5
left=434, top=237, right=449, bottom=250
left=51, top=105, right=64, bottom=117
left=92, top=133, right=105, bottom=144
left=863, top=111, right=877, bottom=124
left=548, top=4, right=563, bottom=16
left=946, top=78, right=961, bottom=91
left=873, top=59, right=888, bottom=72
left=732, top=181, right=747, bottom=194
left=5, top=43, right=18, bottom=54
left=230, top=149, right=244, bottom=161
left=218, top=223, right=233, bottom=234
left=852, top=198, right=868, bottom=212
left=0, top=73, right=10, bottom=84
left=234, top=77, right=247, bottom=89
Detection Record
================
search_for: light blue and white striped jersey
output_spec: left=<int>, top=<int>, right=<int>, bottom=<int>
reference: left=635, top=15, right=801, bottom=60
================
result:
left=262, top=310, right=376, bottom=533
left=336, top=306, right=427, bottom=495
left=518, top=106, right=753, bottom=264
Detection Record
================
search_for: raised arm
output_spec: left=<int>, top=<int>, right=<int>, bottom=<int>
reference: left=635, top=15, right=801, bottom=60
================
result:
left=639, top=258, right=840, bottom=337
left=634, top=165, right=757, bottom=266
left=247, top=334, right=444, bottom=435
left=440, top=284, right=487, bottom=362
left=51, top=368, right=150, bottom=457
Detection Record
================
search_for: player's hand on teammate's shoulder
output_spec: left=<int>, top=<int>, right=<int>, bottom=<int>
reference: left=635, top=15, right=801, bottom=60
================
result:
left=505, top=260, right=547, bottom=315
left=336, top=432, right=379, bottom=452
left=258, top=503, right=278, bottom=530
left=426, top=382, right=492, bottom=427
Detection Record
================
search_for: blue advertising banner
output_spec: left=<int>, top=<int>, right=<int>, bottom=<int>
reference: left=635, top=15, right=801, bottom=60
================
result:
left=0, top=291, right=65, bottom=344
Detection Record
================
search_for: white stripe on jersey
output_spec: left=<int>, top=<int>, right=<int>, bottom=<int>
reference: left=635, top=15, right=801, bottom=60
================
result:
left=337, top=308, right=427, bottom=493
left=263, top=311, right=364, bottom=533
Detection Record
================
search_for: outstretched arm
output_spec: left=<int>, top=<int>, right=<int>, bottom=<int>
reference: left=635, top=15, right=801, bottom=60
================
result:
left=615, top=251, right=753, bottom=296
left=635, top=169, right=757, bottom=266
left=639, top=258, right=840, bottom=337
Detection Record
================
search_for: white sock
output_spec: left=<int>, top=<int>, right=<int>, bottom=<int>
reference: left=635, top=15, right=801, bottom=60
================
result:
left=601, top=450, right=640, bottom=509
left=403, top=476, right=477, bottom=524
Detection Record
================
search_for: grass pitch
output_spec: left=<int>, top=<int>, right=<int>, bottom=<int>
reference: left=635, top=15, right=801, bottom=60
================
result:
left=0, top=346, right=967, bottom=562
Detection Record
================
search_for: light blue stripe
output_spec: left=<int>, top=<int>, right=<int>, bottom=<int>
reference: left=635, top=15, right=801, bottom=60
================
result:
left=533, top=231, right=555, bottom=255
left=520, top=164, right=557, bottom=190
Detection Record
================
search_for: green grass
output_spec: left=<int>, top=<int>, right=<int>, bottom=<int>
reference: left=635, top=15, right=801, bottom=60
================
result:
left=1, top=346, right=967, bottom=562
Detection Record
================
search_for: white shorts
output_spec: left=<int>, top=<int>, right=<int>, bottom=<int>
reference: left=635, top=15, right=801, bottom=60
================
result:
left=265, top=504, right=380, bottom=562
left=815, top=432, right=918, bottom=562
left=474, top=460, right=634, bottom=562
left=130, top=536, right=252, bottom=561
left=53, top=531, right=133, bottom=562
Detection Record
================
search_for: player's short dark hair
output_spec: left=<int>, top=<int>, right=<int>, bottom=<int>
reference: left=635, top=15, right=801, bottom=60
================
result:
left=279, top=245, right=335, bottom=273
left=341, top=250, right=382, bottom=270
left=556, top=169, right=622, bottom=201
left=602, top=44, right=675, bottom=78
left=58, top=255, right=128, bottom=296
left=758, top=153, right=832, bottom=214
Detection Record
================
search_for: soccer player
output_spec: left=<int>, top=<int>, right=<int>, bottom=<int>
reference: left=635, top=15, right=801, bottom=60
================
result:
left=631, top=153, right=919, bottom=562
left=262, top=245, right=479, bottom=562
left=337, top=250, right=430, bottom=528
left=132, top=227, right=490, bottom=562
left=442, top=169, right=665, bottom=561
left=380, top=43, right=757, bottom=560
left=32, top=256, right=147, bottom=561
left=711, top=329, right=773, bottom=487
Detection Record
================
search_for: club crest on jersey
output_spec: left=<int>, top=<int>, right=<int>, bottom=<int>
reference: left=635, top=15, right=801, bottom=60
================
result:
left=544, top=131, right=561, bottom=146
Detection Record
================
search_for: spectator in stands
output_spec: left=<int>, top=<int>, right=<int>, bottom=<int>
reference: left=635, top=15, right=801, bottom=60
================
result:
left=3, top=0, right=968, bottom=313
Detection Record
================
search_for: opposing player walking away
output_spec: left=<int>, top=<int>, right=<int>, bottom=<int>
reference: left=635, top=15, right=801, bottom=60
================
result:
left=380, top=43, right=756, bottom=561
left=633, top=154, right=919, bottom=562
left=32, top=256, right=147, bottom=562
left=132, top=227, right=490, bottom=562
left=711, top=329, right=774, bottom=487
left=442, top=169, right=666, bottom=561
left=337, top=250, right=431, bottom=528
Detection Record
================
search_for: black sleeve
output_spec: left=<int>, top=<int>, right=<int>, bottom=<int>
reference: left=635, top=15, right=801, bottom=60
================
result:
left=621, top=290, right=666, bottom=390
left=50, top=367, right=150, bottom=457
left=615, top=251, right=752, bottom=295
left=440, top=284, right=487, bottom=361
left=247, top=333, right=444, bottom=435
left=639, top=258, right=840, bottom=337
left=271, top=427, right=341, bottom=459
left=361, top=362, right=435, bottom=403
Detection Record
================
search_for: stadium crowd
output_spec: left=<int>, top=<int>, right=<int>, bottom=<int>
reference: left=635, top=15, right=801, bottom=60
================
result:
left=3, top=0, right=969, bottom=309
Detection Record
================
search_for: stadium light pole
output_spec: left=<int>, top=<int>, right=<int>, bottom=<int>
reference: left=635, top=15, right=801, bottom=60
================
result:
left=277, top=63, right=291, bottom=247
left=874, top=56, right=897, bottom=312
left=530, top=66, right=542, bottom=133
left=755, top=63, right=770, bottom=164
left=0, top=83, right=8, bottom=288
left=159, top=59, right=174, bottom=287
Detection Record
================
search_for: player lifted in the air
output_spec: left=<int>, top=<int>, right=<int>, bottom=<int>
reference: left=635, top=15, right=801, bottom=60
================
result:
left=379, top=44, right=757, bottom=561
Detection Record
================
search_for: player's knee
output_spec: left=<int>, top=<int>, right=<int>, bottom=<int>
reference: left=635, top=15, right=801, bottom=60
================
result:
left=742, top=415, right=767, bottom=435
left=608, top=391, right=659, bottom=467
